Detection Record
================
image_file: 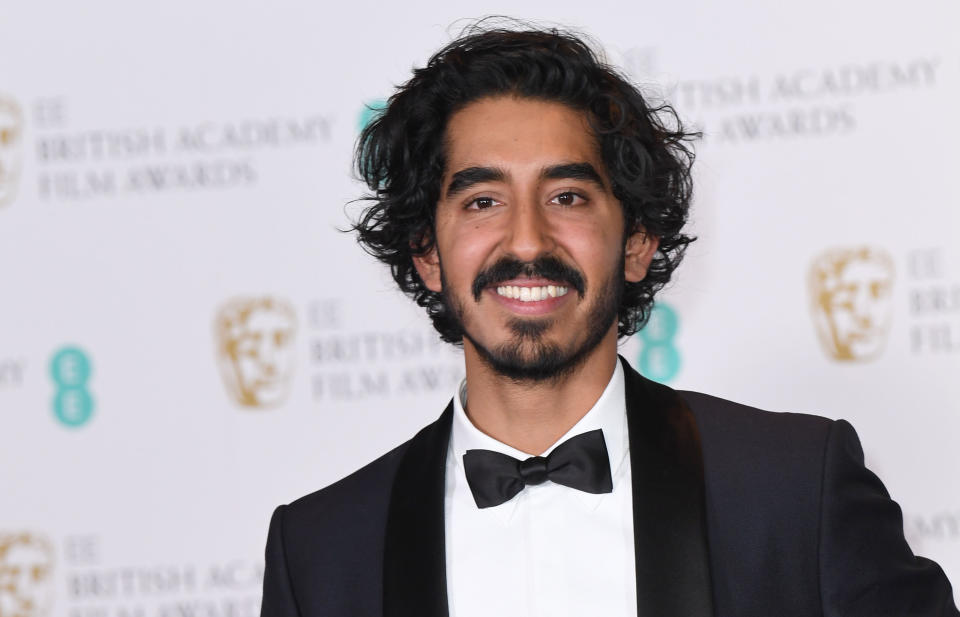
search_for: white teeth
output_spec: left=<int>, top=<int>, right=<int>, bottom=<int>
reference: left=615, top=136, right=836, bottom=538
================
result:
left=495, top=285, right=570, bottom=302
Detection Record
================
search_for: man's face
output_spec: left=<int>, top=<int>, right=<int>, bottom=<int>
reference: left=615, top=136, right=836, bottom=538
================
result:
left=415, top=96, right=656, bottom=381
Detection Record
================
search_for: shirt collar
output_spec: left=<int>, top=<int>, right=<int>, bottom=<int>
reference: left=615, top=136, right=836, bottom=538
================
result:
left=449, top=361, right=628, bottom=515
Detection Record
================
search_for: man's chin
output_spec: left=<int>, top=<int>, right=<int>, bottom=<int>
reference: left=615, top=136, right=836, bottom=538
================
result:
left=465, top=333, right=589, bottom=384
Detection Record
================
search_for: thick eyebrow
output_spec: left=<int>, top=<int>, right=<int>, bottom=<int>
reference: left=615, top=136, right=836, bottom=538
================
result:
left=445, top=166, right=506, bottom=198
left=443, top=162, right=607, bottom=199
left=541, top=162, right=607, bottom=192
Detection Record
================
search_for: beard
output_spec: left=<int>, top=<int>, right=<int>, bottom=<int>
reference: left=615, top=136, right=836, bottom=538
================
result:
left=441, top=253, right=623, bottom=383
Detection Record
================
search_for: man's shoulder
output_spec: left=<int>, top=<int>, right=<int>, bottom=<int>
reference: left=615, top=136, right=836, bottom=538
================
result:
left=675, top=388, right=842, bottom=499
left=678, top=388, right=834, bottom=451
left=675, top=388, right=837, bottom=518
left=623, top=358, right=835, bottom=454
left=263, top=429, right=435, bottom=614
left=282, top=439, right=411, bottom=531
left=279, top=403, right=452, bottom=535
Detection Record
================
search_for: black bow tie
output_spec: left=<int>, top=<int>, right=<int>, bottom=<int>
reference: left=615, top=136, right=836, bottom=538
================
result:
left=462, top=429, right=613, bottom=509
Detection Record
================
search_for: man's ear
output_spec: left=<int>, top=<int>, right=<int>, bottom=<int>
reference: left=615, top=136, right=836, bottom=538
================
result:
left=412, top=245, right=443, bottom=293
left=624, top=226, right=659, bottom=283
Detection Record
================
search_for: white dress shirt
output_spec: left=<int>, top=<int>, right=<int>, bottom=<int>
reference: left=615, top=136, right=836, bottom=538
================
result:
left=444, top=362, right=637, bottom=617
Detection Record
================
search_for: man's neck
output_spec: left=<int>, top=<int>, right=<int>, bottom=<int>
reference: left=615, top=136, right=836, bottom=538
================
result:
left=461, top=330, right=619, bottom=456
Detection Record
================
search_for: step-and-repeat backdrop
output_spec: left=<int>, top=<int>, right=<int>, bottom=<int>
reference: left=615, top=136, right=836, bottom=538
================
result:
left=2, top=1, right=958, bottom=614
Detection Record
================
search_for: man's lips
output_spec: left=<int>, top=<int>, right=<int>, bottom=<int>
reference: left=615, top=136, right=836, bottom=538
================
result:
left=485, top=278, right=573, bottom=315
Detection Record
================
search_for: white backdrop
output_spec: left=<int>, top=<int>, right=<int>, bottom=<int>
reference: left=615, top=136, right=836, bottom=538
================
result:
left=1, top=1, right=958, bottom=614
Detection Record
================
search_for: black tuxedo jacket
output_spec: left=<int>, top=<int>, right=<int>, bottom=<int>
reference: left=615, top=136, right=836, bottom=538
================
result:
left=260, top=358, right=958, bottom=616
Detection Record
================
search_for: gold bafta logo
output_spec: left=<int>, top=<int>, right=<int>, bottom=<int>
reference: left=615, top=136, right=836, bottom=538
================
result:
left=0, top=96, right=24, bottom=207
left=215, top=297, right=297, bottom=408
left=0, top=533, right=54, bottom=617
left=809, top=247, right=895, bottom=362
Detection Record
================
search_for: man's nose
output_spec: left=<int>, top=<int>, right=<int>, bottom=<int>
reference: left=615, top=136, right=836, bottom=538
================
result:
left=503, top=199, right=554, bottom=261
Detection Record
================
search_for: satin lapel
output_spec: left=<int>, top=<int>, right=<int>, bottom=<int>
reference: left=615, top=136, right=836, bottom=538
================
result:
left=621, top=356, right=714, bottom=616
left=383, top=403, right=452, bottom=617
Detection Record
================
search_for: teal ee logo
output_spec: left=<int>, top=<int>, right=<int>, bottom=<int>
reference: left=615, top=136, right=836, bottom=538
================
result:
left=50, top=346, right=95, bottom=428
left=357, top=99, right=387, bottom=133
left=637, top=303, right=681, bottom=383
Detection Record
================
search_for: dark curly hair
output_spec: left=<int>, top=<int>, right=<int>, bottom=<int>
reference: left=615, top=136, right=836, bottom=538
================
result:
left=353, top=20, right=698, bottom=344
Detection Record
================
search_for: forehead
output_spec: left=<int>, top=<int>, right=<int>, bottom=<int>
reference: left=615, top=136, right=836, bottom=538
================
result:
left=444, top=96, right=601, bottom=173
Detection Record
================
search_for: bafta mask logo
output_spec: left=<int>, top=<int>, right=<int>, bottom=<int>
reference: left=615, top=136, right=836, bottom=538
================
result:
left=215, top=297, right=297, bottom=408
left=809, top=247, right=895, bottom=362
left=0, top=97, right=24, bottom=207
left=0, top=533, right=54, bottom=617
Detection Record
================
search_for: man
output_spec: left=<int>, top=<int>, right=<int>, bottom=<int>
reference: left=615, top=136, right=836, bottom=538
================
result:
left=260, top=24, right=958, bottom=617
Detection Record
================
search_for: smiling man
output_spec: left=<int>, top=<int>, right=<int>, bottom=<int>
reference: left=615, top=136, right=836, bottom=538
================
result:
left=260, top=23, right=958, bottom=617
left=419, top=96, right=657, bottom=459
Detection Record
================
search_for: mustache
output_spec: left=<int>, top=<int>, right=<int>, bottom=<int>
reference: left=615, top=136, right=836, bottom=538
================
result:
left=471, top=255, right=586, bottom=301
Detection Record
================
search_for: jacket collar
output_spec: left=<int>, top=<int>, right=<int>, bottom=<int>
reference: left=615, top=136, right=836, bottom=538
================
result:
left=382, top=356, right=713, bottom=617
left=383, top=403, right=452, bottom=617
left=622, top=356, right=714, bottom=616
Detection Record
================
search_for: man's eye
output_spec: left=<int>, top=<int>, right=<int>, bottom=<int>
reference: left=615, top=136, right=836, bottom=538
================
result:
left=467, top=196, right=499, bottom=210
left=550, top=192, right=585, bottom=207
